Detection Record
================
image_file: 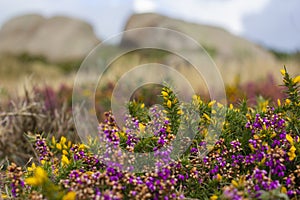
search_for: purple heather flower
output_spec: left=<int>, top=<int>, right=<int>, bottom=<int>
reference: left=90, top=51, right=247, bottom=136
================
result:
left=230, top=140, right=241, bottom=148
left=190, top=147, right=198, bottom=153
left=210, top=165, right=219, bottom=175
left=254, top=185, right=260, bottom=191
left=131, top=191, right=137, bottom=196
left=178, top=174, right=185, bottom=181
left=269, top=180, right=280, bottom=190
left=287, top=190, right=295, bottom=197
left=286, top=177, right=292, bottom=186
left=253, top=168, right=267, bottom=180
left=146, top=180, right=155, bottom=191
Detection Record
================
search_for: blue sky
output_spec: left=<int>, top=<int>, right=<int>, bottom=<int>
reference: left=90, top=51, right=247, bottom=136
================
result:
left=0, top=0, right=299, bottom=52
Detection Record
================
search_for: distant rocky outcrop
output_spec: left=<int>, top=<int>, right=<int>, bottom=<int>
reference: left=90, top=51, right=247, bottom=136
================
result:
left=0, top=14, right=100, bottom=63
left=122, top=13, right=286, bottom=85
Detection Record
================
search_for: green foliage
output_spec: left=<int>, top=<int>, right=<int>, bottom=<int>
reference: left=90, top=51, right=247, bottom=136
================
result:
left=1, top=67, right=300, bottom=200
left=161, top=86, right=181, bottom=134
left=127, top=100, right=150, bottom=123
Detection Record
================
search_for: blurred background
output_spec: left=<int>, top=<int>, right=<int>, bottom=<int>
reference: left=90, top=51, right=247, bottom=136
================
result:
left=0, top=0, right=299, bottom=100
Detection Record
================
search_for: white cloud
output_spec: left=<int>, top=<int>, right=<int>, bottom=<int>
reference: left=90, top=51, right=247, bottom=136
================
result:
left=134, top=0, right=270, bottom=34
left=133, top=0, right=157, bottom=13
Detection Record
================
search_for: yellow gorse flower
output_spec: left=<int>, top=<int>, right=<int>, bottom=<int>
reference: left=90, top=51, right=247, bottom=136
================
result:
left=86, top=171, right=93, bottom=175
left=262, top=124, right=267, bottom=130
left=290, top=145, right=296, bottom=151
left=259, top=157, right=266, bottom=165
left=208, top=100, right=216, bottom=108
left=249, top=144, right=255, bottom=151
left=25, top=167, right=48, bottom=186
left=293, top=75, right=300, bottom=84
left=177, top=109, right=183, bottom=115
left=52, top=136, right=56, bottom=145
left=286, top=134, right=296, bottom=161
left=56, top=143, right=62, bottom=150
left=270, top=132, right=277, bottom=138
left=216, top=173, right=222, bottom=181
left=67, top=141, right=72, bottom=148
left=277, top=99, right=281, bottom=107
left=27, top=162, right=36, bottom=172
left=161, top=91, right=168, bottom=97
left=231, top=180, right=239, bottom=187
left=62, top=191, right=76, bottom=200
left=62, top=155, right=70, bottom=166
left=281, top=186, right=287, bottom=194
left=258, top=100, right=269, bottom=112
left=167, top=100, right=172, bottom=108
left=60, top=136, right=66, bottom=144
left=280, top=68, right=286, bottom=76
left=79, top=144, right=86, bottom=150
left=203, top=113, right=211, bottom=121
left=54, top=136, right=71, bottom=150
left=139, top=123, right=146, bottom=132
left=35, top=167, right=47, bottom=179
left=288, top=145, right=296, bottom=161
left=285, top=99, right=291, bottom=105
left=62, top=150, right=69, bottom=155
left=286, top=134, right=294, bottom=145
left=210, top=195, right=218, bottom=200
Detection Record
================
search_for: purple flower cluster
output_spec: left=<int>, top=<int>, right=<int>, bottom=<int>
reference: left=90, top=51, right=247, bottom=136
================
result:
left=73, top=108, right=186, bottom=199
left=7, top=163, right=25, bottom=198
left=61, top=169, right=123, bottom=200
left=100, top=112, right=120, bottom=146
left=246, top=108, right=286, bottom=137
left=70, top=144, right=101, bottom=170
left=247, top=168, right=281, bottom=191
left=35, top=135, right=53, bottom=161
left=245, top=108, right=293, bottom=177
left=124, top=115, right=140, bottom=152
left=185, top=107, right=299, bottom=199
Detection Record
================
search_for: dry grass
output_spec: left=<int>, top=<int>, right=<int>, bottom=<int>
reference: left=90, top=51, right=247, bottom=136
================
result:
left=0, top=87, right=77, bottom=165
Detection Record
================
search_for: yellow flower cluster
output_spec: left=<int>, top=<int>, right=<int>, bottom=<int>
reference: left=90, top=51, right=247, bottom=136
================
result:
left=161, top=90, right=172, bottom=109
left=51, top=136, right=74, bottom=167
left=258, top=99, right=269, bottom=112
left=286, top=134, right=297, bottom=161
left=27, top=162, right=37, bottom=172
left=231, top=176, right=246, bottom=189
left=62, top=155, right=70, bottom=166
left=25, top=167, right=48, bottom=186
left=52, top=136, right=72, bottom=155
